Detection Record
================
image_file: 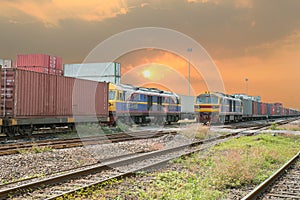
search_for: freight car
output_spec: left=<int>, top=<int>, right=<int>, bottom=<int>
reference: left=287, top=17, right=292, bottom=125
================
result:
left=0, top=68, right=109, bottom=136
left=108, top=83, right=181, bottom=125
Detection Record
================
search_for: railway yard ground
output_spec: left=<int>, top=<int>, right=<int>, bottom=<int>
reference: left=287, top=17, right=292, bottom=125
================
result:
left=0, top=118, right=299, bottom=199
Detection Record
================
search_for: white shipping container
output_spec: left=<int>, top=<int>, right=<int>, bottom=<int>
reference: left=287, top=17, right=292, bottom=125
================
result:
left=0, top=59, right=12, bottom=68
left=64, top=62, right=121, bottom=84
left=179, top=95, right=195, bottom=113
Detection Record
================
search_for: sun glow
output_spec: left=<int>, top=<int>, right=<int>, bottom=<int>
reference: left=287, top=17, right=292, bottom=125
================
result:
left=143, top=70, right=151, bottom=78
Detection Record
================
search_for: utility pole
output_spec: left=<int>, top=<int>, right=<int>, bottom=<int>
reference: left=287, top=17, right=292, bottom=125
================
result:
left=245, top=78, right=248, bottom=95
left=187, top=48, right=192, bottom=96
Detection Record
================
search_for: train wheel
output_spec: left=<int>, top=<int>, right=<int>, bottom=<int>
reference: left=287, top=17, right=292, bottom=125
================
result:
left=5, top=127, right=16, bottom=137
left=19, top=126, right=33, bottom=136
left=157, top=116, right=166, bottom=126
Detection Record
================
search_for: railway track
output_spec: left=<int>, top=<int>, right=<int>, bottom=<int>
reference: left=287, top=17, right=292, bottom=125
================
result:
left=0, top=124, right=273, bottom=199
left=0, top=128, right=72, bottom=143
left=242, top=151, right=300, bottom=200
left=0, top=130, right=176, bottom=156
left=224, top=117, right=298, bottom=129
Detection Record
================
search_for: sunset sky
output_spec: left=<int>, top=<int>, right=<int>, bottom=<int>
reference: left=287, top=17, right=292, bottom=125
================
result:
left=0, top=0, right=299, bottom=109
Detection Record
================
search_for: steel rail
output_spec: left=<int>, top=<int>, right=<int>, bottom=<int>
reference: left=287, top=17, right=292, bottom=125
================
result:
left=0, top=122, right=292, bottom=199
left=241, top=151, right=300, bottom=200
left=47, top=125, right=269, bottom=200
left=0, top=130, right=175, bottom=155
left=0, top=130, right=239, bottom=199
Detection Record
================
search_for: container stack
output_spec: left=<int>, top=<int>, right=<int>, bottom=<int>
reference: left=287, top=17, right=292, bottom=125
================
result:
left=16, top=54, right=63, bottom=75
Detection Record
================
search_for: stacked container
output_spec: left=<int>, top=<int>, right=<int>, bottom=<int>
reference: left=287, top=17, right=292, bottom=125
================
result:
left=0, top=59, right=12, bottom=68
left=64, top=62, right=121, bottom=84
left=16, top=54, right=63, bottom=75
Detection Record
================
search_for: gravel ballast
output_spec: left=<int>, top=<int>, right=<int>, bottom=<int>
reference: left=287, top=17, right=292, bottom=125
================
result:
left=0, top=134, right=188, bottom=183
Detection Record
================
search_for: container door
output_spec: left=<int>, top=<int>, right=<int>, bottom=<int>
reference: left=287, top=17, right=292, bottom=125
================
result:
left=1, top=69, right=15, bottom=117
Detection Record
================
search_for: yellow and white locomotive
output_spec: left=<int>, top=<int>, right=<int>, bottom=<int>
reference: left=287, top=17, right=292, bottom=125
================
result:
left=194, top=92, right=243, bottom=124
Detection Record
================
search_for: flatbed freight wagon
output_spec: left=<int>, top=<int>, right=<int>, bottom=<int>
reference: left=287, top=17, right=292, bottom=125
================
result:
left=0, top=68, right=109, bottom=136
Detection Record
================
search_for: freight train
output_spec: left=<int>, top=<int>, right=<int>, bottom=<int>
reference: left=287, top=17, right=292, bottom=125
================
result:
left=194, top=92, right=300, bottom=124
left=0, top=67, right=299, bottom=136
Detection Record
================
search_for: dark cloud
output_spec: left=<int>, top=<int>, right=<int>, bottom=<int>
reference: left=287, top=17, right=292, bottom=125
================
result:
left=0, top=0, right=300, bottom=62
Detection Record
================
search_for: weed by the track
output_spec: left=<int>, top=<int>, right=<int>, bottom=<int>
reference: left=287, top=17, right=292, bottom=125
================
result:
left=57, top=133, right=300, bottom=199
left=179, top=124, right=211, bottom=139
left=17, top=145, right=53, bottom=154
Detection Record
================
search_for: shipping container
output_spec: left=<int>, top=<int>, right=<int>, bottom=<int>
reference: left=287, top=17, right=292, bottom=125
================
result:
left=242, top=98, right=253, bottom=116
left=269, top=104, right=276, bottom=115
left=17, top=66, right=49, bottom=74
left=0, top=59, right=12, bottom=68
left=178, top=95, right=195, bottom=119
left=284, top=108, right=289, bottom=116
left=252, top=101, right=259, bottom=116
left=1, top=68, right=108, bottom=123
left=266, top=103, right=271, bottom=116
left=257, top=102, right=261, bottom=115
left=260, top=103, right=268, bottom=115
left=17, top=66, right=63, bottom=76
left=274, top=102, right=283, bottom=115
left=49, top=68, right=63, bottom=76
left=56, top=57, right=63, bottom=70
left=179, top=95, right=194, bottom=113
left=64, top=62, right=121, bottom=84
left=17, top=54, right=62, bottom=70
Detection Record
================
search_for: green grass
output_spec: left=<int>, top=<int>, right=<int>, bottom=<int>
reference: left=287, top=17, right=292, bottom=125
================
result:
left=269, top=122, right=300, bottom=131
left=17, top=145, right=53, bottom=154
left=59, top=133, right=300, bottom=200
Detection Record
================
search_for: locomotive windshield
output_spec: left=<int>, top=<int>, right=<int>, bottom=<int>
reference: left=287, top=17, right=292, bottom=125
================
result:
left=109, top=91, right=116, bottom=100
left=196, top=95, right=218, bottom=104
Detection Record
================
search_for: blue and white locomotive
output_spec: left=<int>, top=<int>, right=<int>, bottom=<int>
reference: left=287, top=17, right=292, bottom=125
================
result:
left=108, top=83, right=181, bottom=125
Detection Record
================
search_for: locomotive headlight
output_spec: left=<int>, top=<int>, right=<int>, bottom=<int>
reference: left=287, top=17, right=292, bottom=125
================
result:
left=109, top=102, right=115, bottom=108
left=108, top=102, right=116, bottom=111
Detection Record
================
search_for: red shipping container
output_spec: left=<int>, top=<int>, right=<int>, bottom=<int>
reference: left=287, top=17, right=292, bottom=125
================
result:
left=17, top=54, right=50, bottom=67
left=18, top=66, right=49, bottom=74
left=286, top=108, right=290, bottom=116
left=56, top=57, right=63, bottom=70
left=252, top=101, right=259, bottom=116
left=49, top=69, right=63, bottom=76
left=1, top=68, right=108, bottom=121
left=270, top=104, right=276, bottom=115
left=17, top=54, right=63, bottom=71
left=260, top=103, right=267, bottom=115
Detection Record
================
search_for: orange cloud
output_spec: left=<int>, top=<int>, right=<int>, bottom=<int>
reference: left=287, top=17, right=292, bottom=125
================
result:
left=216, top=31, right=300, bottom=109
left=117, top=50, right=208, bottom=96
left=0, top=0, right=129, bottom=27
